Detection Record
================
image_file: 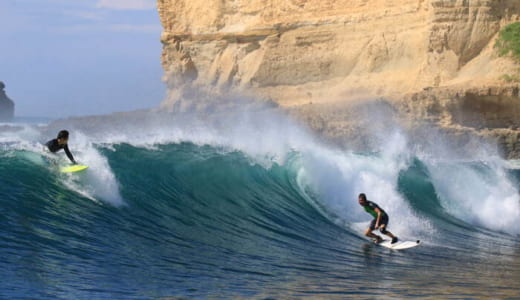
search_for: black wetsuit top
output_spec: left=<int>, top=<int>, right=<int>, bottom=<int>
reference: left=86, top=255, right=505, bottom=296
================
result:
left=46, top=139, right=76, bottom=163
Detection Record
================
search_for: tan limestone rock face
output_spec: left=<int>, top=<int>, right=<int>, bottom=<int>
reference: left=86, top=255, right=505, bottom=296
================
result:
left=158, top=0, right=520, bottom=157
left=159, top=0, right=520, bottom=106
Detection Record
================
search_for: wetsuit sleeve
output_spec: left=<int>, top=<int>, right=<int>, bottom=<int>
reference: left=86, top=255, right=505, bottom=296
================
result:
left=45, top=140, right=54, bottom=152
left=63, top=145, right=76, bottom=164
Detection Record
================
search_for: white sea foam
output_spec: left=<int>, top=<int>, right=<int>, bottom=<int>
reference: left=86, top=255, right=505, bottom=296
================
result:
left=0, top=125, right=124, bottom=206
left=66, top=132, right=124, bottom=206
left=297, top=131, right=432, bottom=239
left=425, top=158, right=520, bottom=235
left=5, top=96, right=519, bottom=236
left=80, top=98, right=433, bottom=239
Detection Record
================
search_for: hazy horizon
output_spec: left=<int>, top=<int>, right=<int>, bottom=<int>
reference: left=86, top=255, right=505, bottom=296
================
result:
left=0, top=0, right=166, bottom=119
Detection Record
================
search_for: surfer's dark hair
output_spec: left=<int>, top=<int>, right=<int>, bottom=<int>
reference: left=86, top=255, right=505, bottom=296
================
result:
left=57, top=130, right=69, bottom=139
left=358, top=193, right=367, bottom=201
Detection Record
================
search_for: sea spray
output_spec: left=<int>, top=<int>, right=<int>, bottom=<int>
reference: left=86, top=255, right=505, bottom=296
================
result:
left=411, top=127, right=520, bottom=236
left=64, top=132, right=124, bottom=206
left=426, top=160, right=520, bottom=235
left=63, top=96, right=434, bottom=238
left=0, top=126, right=124, bottom=205
left=1, top=109, right=520, bottom=299
left=6, top=95, right=520, bottom=236
left=298, top=131, right=432, bottom=239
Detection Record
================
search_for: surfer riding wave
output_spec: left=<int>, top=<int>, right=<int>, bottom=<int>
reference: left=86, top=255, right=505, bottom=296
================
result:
left=358, top=193, right=399, bottom=244
left=45, top=130, right=77, bottom=164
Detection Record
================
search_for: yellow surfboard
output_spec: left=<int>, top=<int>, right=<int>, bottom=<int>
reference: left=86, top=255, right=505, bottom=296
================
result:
left=60, top=165, right=89, bottom=173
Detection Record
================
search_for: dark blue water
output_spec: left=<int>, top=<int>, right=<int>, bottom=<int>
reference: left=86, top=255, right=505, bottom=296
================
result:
left=0, top=120, right=519, bottom=299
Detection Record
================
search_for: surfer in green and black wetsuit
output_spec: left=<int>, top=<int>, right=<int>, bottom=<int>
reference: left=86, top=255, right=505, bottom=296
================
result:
left=358, top=193, right=399, bottom=244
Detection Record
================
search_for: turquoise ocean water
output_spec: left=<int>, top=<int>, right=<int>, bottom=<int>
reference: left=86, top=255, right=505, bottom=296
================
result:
left=0, top=107, right=519, bottom=299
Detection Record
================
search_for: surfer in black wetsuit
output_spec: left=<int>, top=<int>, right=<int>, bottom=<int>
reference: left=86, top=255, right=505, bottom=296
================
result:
left=46, top=130, right=77, bottom=164
left=358, top=193, right=399, bottom=244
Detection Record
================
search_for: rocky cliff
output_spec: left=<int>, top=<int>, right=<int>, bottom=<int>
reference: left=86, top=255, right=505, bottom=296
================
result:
left=0, top=81, right=15, bottom=122
left=158, top=0, right=520, bottom=158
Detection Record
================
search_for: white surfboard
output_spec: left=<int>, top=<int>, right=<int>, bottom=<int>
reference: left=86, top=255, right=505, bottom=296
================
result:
left=378, top=239, right=421, bottom=250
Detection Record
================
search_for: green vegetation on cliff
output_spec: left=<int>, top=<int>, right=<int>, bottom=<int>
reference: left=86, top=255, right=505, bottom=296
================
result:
left=501, top=73, right=520, bottom=83
left=496, top=22, right=520, bottom=62
left=496, top=22, right=520, bottom=82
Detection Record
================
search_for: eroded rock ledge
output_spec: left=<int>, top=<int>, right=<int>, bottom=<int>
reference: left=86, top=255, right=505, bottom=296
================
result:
left=400, top=85, right=520, bottom=158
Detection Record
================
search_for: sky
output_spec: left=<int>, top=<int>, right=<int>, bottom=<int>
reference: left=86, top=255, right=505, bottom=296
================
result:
left=0, top=0, right=166, bottom=119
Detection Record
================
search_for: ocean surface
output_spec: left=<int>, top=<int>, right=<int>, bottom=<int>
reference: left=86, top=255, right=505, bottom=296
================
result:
left=0, top=106, right=519, bottom=299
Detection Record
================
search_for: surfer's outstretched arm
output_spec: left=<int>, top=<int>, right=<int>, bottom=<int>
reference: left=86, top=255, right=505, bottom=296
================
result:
left=64, top=145, right=76, bottom=164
